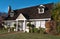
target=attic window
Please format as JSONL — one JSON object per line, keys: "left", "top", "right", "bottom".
{"left": 38, "top": 5, "right": 45, "bottom": 14}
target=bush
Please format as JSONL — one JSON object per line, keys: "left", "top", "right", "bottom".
{"left": 28, "top": 28, "right": 38, "bottom": 33}
{"left": 29, "top": 29, "right": 32, "bottom": 33}
{"left": 10, "top": 27, "right": 14, "bottom": 32}
{"left": 27, "top": 22, "right": 31, "bottom": 27}
{"left": 56, "top": 26, "right": 60, "bottom": 33}
{"left": 32, "top": 28, "right": 38, "bottom": 33}
{"left": 39, "top": 27, "right": 45, "bottom": 33}
{"left": 31, "top": 24, "right": 35, "bottom": 33}
{"left": 14, "top": 24, "right": 16, "bottom": 28}
{"left": 28, "top": 27, "right": 45, "bottom": 33}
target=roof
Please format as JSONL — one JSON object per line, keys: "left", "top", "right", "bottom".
{"left": 5, "top": 3, "right": 53, "bottom": 20}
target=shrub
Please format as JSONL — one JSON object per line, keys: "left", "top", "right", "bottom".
{"left": 10, "top": 27, "right": 15, "bottom": 32}
{"left": 31, "top": 24, "right": 35, "bottom": 33}
{"left": 39, "top": 27, "right": 45, "bottom": 34}
{"left": 27, "top": 22, "right": 32, "bottom": 27}
{"left": 37, "top": 29, "right": 40, "bottom": 33}
{"left": 56, "top": 26, "right": 60, "bottom": 33}
{"left": 14, "top": 24, "right": 16, "bottom": 28}
{"left": 34, "top": 28, "right": 38, "bottom": 33}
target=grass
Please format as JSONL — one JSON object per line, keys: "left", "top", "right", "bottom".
{"left": 0, "top": 29, "right": 60, "bottom": 39}
{"left": 0, "top": 32, "right": 60, "bottom": 39}
{"left": 0, "top": 29, "right": 8, "bottom": 34}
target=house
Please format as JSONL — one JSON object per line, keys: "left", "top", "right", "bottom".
{"left": 4, "top": 3, "right": 53, "bottom": 32}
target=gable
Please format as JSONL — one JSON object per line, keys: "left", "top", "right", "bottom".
{"left": 16, "top": 13, "right": 26, "bottom": 20}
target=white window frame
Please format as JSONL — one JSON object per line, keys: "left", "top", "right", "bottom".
{"left": 38, "top": 8, "right": 44, "bottom": 14}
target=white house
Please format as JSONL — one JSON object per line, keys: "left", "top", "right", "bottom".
{"left": 4, "top": 3, "right": 53, "bottom": 32}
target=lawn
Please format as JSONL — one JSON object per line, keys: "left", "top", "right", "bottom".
{"left": 0, "top": 29, "right": 8, "bottom": 34}
{"left": 0, "top": 32, "right": 60, "bottom": 39}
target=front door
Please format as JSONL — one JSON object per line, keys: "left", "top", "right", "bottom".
{"left": 18, "top": 22, "right": 23, "bottom": 31}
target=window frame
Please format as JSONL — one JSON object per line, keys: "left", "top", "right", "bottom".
{"left": 38, "top": 7, "right": 44, "bottom": 14}
{"left": 38, "top": 5, "right": 45, "bottom": 14}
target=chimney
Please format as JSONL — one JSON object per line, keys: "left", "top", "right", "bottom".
{"left": 8, "top": 6, "right": 11, "bottom": 16}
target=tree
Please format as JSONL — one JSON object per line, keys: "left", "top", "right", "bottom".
{"left": 51, "top": 3, "right": 60, "bottom": 33}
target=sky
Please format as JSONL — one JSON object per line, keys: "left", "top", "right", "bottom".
{"left": 0, "top": 0, "right": 60, "bottom": 13}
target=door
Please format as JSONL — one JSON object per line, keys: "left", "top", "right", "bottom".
{"left": 18, "top": 22, "right": 23, "bottom": 31}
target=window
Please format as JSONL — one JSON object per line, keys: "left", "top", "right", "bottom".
{"left": 10, "top": 12, "right": 14, "bottom": 17}
{"left": 38, "top": 5, "right": 45, "bottom": 14}
{"left": 40, "top": 8, "right": 44, "bottom": 12}
{"left": 36, "top": 21, "right": 40, "bottom": 28}
{"left": 38, "top": 8, "right": 44, "bottom": 14}
{"left": 7, "top": 21, "right": 11, "bottom": 26}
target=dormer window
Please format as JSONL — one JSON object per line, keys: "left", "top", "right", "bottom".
{"left": 10, "top": 12, "right": 14, "bottom": 17}
{"left": 38, "top": 5, "right": 45, "bottom": 14}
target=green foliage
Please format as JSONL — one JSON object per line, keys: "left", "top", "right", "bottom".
{"left": 52, "top": 3, "right": 60, "bottom": 21}
{"left": 10, "top": 27, "right": 14, "bottom": 32}
{"left": 52, "top": 3, "right": 60, "bottom": 33}
{"left": 29, "top": 27, "right": 45, "bottom": 33}
{"left": 27, "top": 22, "right": 31, "bottom": 27}
{"left": 31, "top": 24, "right": 35, "bottom": 33}
{"left": 28, "top": 28, "right": 38, "bottom": 33}
{"left": 27, "top": 22, "right": 45, "bottom": 33}
{"left": 27, "top": 22, "right": 35, "bottom": 33}
{"left": 14, "top": 24, "right": 16, "bottom": 27}
{"left": 34, "top": 28, "right": 38, "bottom": 33}
{"left": 39, "top": 27, "right": 45, "bottom": 33}
{"left": 0, "top": 29, "right": 8, "bottom": 34}
{"left": 56, "top": 22, "right": 60, "bottom": 33}
{"left": 56, "top": 26, "right": 60, "bottom": 33}
{"left": 31, "top": 24, "right": 35, "bottom": 28}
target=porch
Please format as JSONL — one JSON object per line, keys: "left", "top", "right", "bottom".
{"left": 15, "top": 20, "right": 27, "bottom": 32}
{"left": 4, "top": 20, "right": 46, "bottom": 33}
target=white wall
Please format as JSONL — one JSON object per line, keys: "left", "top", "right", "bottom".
{"left": 4, "top": 21, "right": 15, "bottom": 28}
{"left": 10, "top": 22, "right": 15, "bottom": 27}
